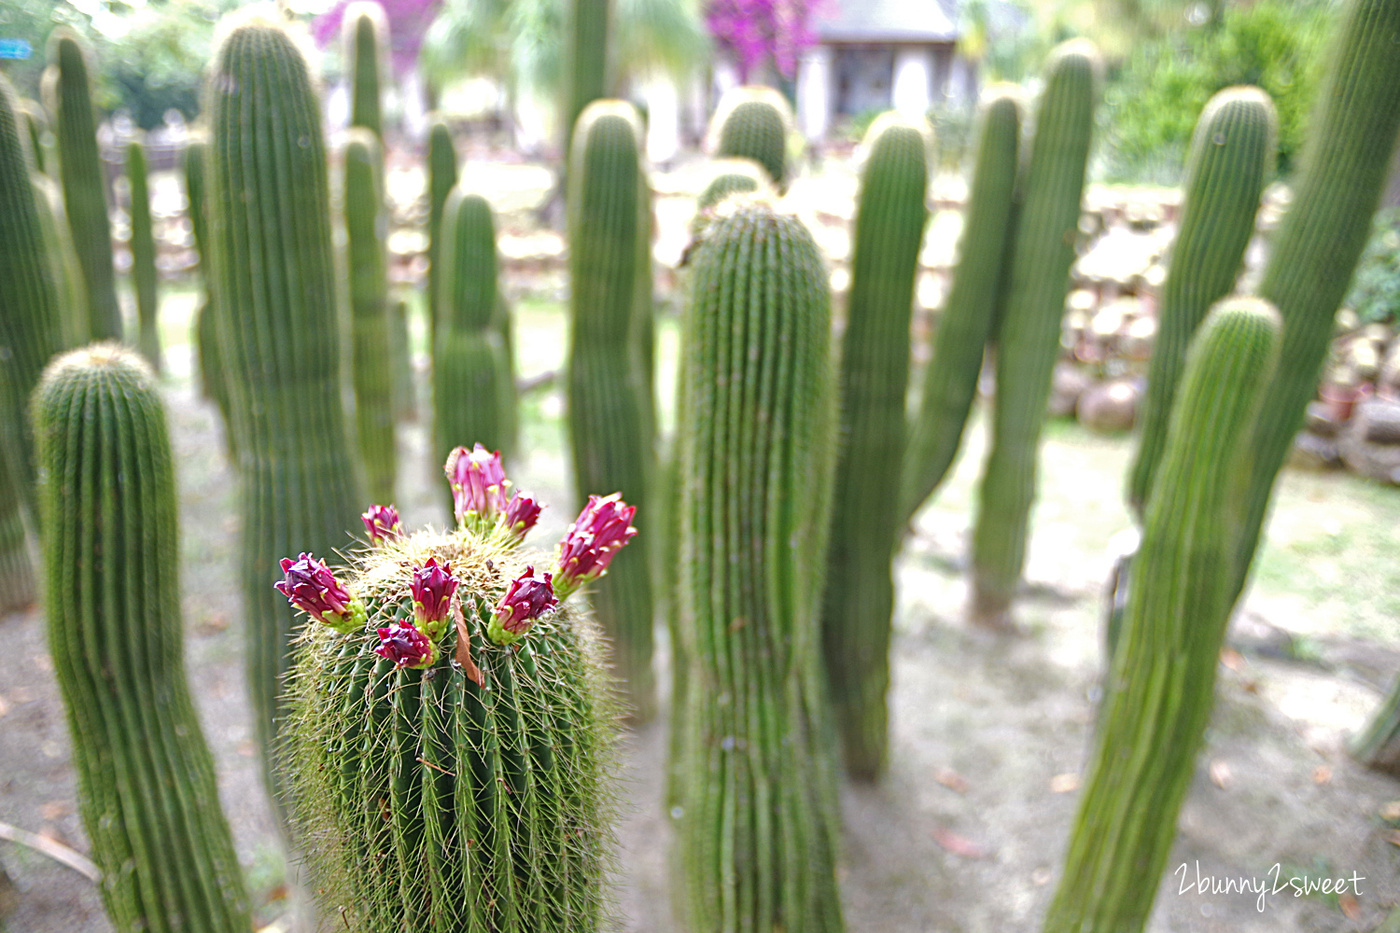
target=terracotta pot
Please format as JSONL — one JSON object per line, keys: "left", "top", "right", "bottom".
{"left": 1319, "top": 382, "right": 1365, "bottom": 422}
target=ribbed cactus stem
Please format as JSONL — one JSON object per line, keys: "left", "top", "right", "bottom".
{"left": 390, "top": 296, "right": 416, "bottom": 421}
{"left": 345, "top": 2, "right": 386, "bottom": 141}
{"left": 969, "top": 41, "right": 1099, "bottom": 629}
{"left": 17, "top": 98, "right": 49, "bottom": 175}
{"left": 434, "top": 189, "right": 516, "bottom": 466}
{"left": 206, "top": 15, "right": 366, "bottom": 810}
{"left": 900, "top": 86, "right": 1022, "bottom": 524}
{"left": 427, "top": 118, "right": 458, "bottom": 339}
{"left": 44, "top": 30, "right": 121, "bottom": 341}
{"left": 33, "top": 173, "right": 89, "bottom": 351}
{"left": 1043, "top": 298, "right": 1280, "bottom": 933}
{"left": 126, "top": 137, "right": 162, "bottom": 374}
{"left": 345, "top": 129, "right": 397, "bottom": 503}
{"left": 1127, "top": 86, "right": 1275, "bottom": 515}
{"left": 673, "top": 197, "right": 844, "bottom": 932}
{"left": 34, "top": 343, "right": 252, "bottom": 932}
{"left": 566, "top": 101, "right": 656, "bottom": 720}
{"left": 564, "top": 0, "right": 611, "bottom": 160}
{"left": 711, "top": 86, "right": 793, "bottom": 188}
{"left": 0, "top": 382, "right": 34, "bottom": 614}
{"left": 1231, "top": 0, "right": 1400, "bottom": 603}
{"left": 688, "top": 157, "right": 772, "bottom": 245}
{"left": 0, "top": 74, "right": 64, "bottom": 523}
{"left": 821, "top": 112, "right": 930, "bottom": 780}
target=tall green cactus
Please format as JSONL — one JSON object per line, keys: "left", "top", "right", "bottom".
{"left": 32, "top": 173, "right": 89, "bottom": 351}
{"left": 17, "top": 98, "right": 50, "bottom": 176}
{"left": 0, "top": 375, "right": 33, "bottom": 615}
{"left": 563, "top": 0, "right": 611, "bottom": 161}
{"left": 435, "top": 189, "right": 516, "bottom": 465}
{"left": 900, "top": 86, "right": 1022, "bottom": 524}
{"left": 183, "top": 135, "right": 232, "bottom": 436}
{"left": 34, "top": 343, "right": 252, "bottom": 933}
{"left": 0, "top": 73, "right": 64, "bottom": 523}
{"left": 205, "top": 14, "right": 366, "bottom": 808}
{"left": 1043, "top": 298, "right": 1280, "bottom": 933}
{"left": 390, "top": 295, "right": 417, "bottom": 421}
{"left": 282, "top": 462, "right": 624, "bottom": 932}
{"left": 672, "top": 197, "right": 844, "bottom": 933}
{"left": 968, "top": 41, "right": 1099, "bottom": 629}
{"left": 821, "top": 112, "right": 930, "bottom": 780}
{"left": 44, "top": 30, "right": 121, "bottom": 341}
{"left": 427, "top": 118, "right": 458, "bottom": 339}
{"left": 126, "top": 137, "right": 162, "bottom": 374}
{"left": 1127, "top": 86, "right": 1276, "bottom": 515}
{"left": 1231, "top": 0, "right": 1400, "bottom": 603}
{"left": 345, "top": 1, "right": 386, "bottom": 142}
{"left": 712, "top": 86, "right": 793, "bottom": 188}
{"left": 345, "top": 129, "right": 397, "bottom": 503}
{"left": 566, "top": 101, "right": 656, "bottom": 720}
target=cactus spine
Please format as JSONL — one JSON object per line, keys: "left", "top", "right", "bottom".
{"left": 712, "top": 86, "right": 792, "bottom": 188}
{"left": 566, "top": 102, "right": 656, "bottom": 719}
{"left": 427, "top": 118, "right": 458, "bottom": 339}
{"left": 44, "top": 30, "right": 121, "bottom": 341}
{"left": 1127, "top": 87, "right": 1275, "bottom": 515}
{"left": 435, "top": 189, "right": 516, "bottom": 464}
{"left": 206, "top": 16, "right": 365, "bottom": 804}
{"left": 900, "top": 87, "right": 1022, "bottom": 524}
{"left": 821, "top": 113, "right": 930, "bottom": 780}
{"left": 34, "top": 344, "right": 252, "bottom": 932}
{"left": 1043, "top": 298, "right": 1280, "bottom": 933}
{"left": 672, "top": 198, "right": 844, "bottom": 932}
{"left": 345, "top": 130, "right": 397, "bottom": 502}
{"left": 126, "top": 137, "right": 162, "bottom": 373}
{"left": 0, "top": 74, "right": 64, "bottom": 522}
{"left": 1231, "top": 0, "right": 1400, "bottom": 603}
{"left": 968, "top": 41, "right": 1099, "bottom": 628}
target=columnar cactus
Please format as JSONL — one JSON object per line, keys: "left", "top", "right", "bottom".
{"left": 1043, "top": 298, "right": 1281, "bottom": 933}
{"left": 1127, "top": 86, "right": 1276, "bottom": 515}
{"left": 821, "top": 112, "right": 930, "bottom": 780}
{"left": 390, "top": 295, "right": 417, "bottom": 421}
{"left": 435, "top": 189, "right": 516, "bottom": 466}
{"left": 1231, "top": 0, "right": 1400, "bottom": 602}
{"left": 205, "top": 14, "right": 366, "bottom": 805}
{"left": 687, "top": 157, "right": 772, "bottom": 245}
{"left": 0, "top": 378, "right": 33, "bottom": 615}
{"left": 183, "top": 134, "right": 233, "bottom": 442}
{"left": 900, "top": 86, "right": 1022, "bottom": 524}
{"left": 566, "top": 101, "right": 656, "bottom": 719}
{"left": 283, "top": 450, "right": 626, "bottom": 932}
{"left": 564, "top": 0, "right": 611, "bottom": 161}
{"left": 126, "top": 137, "right": 162, "bottom": 374}
{"left": 427, "top": 118, "right": 458, "bottom": 338}
{"left": 711, "top": 86, "right": 793, "bottom": 188}
{"left": 0, "top": 74, "right": 64, "bottom": 521}
{"left": 968, "top": 41, "right": 1099, "bottom": 628}
{"left": 44, "top": 30, "right": 121, "bottom": 341}
{"left": 34, "top": 343, "right": 251, "bottom": 932}
{"left": 345, "top": 129, "right": 397, "bottom": 503}
{"left": 17, "top": 97, "right": 50, "bottom": 175}
{"left": 345, "top": 2, "right": 387, "bottom": 142}
{"left": 672, "top": 197, "right": 844, "bottom": 932}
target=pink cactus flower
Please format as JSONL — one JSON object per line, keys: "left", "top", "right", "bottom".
{"left": 411, "top": 557, "right": 458, "bottom": 640}
{"left": 361, "top": 504, "right": 404, "bottom": 545}
{"left": 444, "top": 444, "right": 510, "bottom": 528}
{"left": 489, "top": 566, "right": 559, "bottom": 644}
{"left": 501, "top": 490, "right": 542, "bottom": 543}
{"left": 374, "top": 621, "right": 437, "bottom": 669}
{"left": 554, "top": 493, "right": 638, "bottom": 599}
{"left": 274, "top": 553, "right": 365, "bottom": 633}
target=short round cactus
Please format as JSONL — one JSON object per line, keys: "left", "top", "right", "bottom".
{"left": 281, "top": 445, "right": 630, "bottom": 931}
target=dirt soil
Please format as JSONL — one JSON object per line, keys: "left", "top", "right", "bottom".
{"left": 4, "top": 335, "right": 1400, "bottom": 932}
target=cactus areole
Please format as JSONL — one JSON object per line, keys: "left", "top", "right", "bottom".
{"left": 281, "top": 444, "right": 631, "bottom": 931}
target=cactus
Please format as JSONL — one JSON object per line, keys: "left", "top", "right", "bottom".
{"left": 821, "top": 112, "right": 930, "bottom": 780}
{"left": 1127, "top": 87, "right": 1276, "bottom": 515}
{"left": 427, "top": 118, "right": 458, "bottom": 339}
{"left": 0, "top": 376, "right": 34, "bottom": 615}
{"left": 672, "top": 197, "right": 844, "bottom": 932}
{"left": 1352, "top": 676, "right": 1400, "bottom": 776}
{"left": 711, "top": 86, "right": 793, "bottom": 188}
{"left": 33, "top": 343, "right": 252, "bottom": 932}
{"left": 0, "top": 74, "right": 65, "bottom": 523}
{"left": 184, "top": 137, "right": 230, "bottom": 418}
{"left": 900, "top": 86, "right": 1022, "bottom": 525}
{"left": 390, "top": 295, "right": 417, "bottom": 421}
{"left": 17, "top": 98, "right": 50, "bottom": 175}
{"left": 1231, "top": 0, "right": 1400, "bottom": 603}
{"left": 968, "top": 41, "right": 1099, "bottom": 629}
{"left": 435, "top": 189, "right": 516, "bottom": 467}
{"left": 205, "top": 14, "right": 366, "bottom": 807}
{"left": 686, "top": 157, "right": 772, "bottom": 249}
{"left": 345, "top": 2, "right": 387, "bottom": 142}
{"left": 44, "top": 30, "right": 121, "bottom": 341}
{"left": 283, "top": 455, "right": 626, "bottom": 932}
{"left": 345, "top": 130, "right": 397, "bottom": 503}
{"left": 566, "top": 101, "right": 656, "bottom": 720}
{"left": 1043, "top": 298, "right": 1280, "bottom": 933}
{"left": 32, "top": 173, "right": 89, "bottom": 351}
{"left": 126, "top": 137, "right": 162, "bottom": 374}
{"left": 563, "top": 0, "right": 611, "bottom": 162}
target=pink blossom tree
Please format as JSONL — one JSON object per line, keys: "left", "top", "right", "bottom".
{"left": 705, "top": 0, "right": 824, "bottom": 83}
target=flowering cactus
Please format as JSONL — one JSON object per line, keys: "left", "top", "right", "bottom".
{"left": 276, "top": 553, "right": 368, "bottom": 633}
{"left": 282, "top": 442, "right": 632, "bottom": 931}
{"left": 555, "top": 493, "right": 637, "bottom": 600}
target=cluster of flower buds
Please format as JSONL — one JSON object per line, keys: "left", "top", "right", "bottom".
{"left": 275, "top": 553, "right": 367, "bottom": 634}
{"left": 444, "top": 444, "right": 544, "bottom": 542}
{"left": 554, "top": 493, "right": 638, "bottom": 600}
{"left": 488, "top": 566, "right": 559, "bottom": 645}
{"left": 361, "top": 504, "right": 403, "bottom": 545}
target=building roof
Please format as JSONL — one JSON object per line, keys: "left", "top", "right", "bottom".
{"left": 816, "top": 0, "right": 960, "bottom": 44}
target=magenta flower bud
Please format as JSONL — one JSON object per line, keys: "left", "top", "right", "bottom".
{"left": 500, "top": 490, "right": 542, "bottom": 543}
{"left": 374, "top": 622, "right": 437, "bottom": 669}
{"left": 410, "top": 557, "right": 458, "bottom": 640}
{"left": 488, "top": 565, "right": 559, "bottom": 645}
{"left": 274, "top": 553, "right": 366, "bottom": 633}
{"left": 444, "top": 443, "right": 510, "bottom": 529}
{"left": 553, "top": 493, "right": 638, "bottom": 599}
{"left": 361, "top": 504, "right": 404, "bottom": 545}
